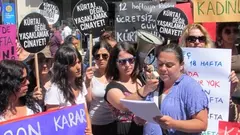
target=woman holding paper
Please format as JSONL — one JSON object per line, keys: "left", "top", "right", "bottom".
{"left": 152, "top": 43, "right": 208, "bottom": 134}
{"left": 180, "top": 23, "right": 240, "bottom": 122}
{"left": 104, "top": 41, "right": 159, "bottom": 135}
{"left": 85, "top": 41, "right": 117, "bottom": 135}
{"left": 0, "top": 60, "right": 41, "bottom": 122}
{"left": 44, "top": 45, "right": 92, "bottom": 135}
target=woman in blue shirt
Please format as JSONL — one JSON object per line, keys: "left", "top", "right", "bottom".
{"left": 146, "top": 43, "right": 208, "bottom": 135}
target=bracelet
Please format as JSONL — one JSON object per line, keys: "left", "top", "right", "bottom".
{"left": 137, "top": 88, "right": 147, "bottom": 99}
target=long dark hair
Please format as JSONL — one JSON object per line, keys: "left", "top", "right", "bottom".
{"left": 106, "top": 41, "right": 139, "bottom": 82}
{"left": 0, "top": 60, "right": 40, "bottom": 115}
{"left": 52, "top": 45, "right": 83, "bottom": 104}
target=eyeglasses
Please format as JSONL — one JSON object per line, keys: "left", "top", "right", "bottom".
{"left": 94, "top": 53, "right": 109, "bottom": 60}
{"left": 20, "top": 76, "right": 29, "bottom": 84}
{"left": 224, "top": 28, "right": 239, "bottom": 35}
{"left": 117, "top": 57, "right": 136, "bottom": 65}
{"left": 186, "top": 36, "right": 206, "bottom": 43}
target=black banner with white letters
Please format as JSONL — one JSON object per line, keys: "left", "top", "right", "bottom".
{"left": 115, "top": 1, "right": 175, "bottom": 42}
{"left": 38, "top": 1, "right": 60, "bottom": 25}
{"left": 72, "top": 0, "right": 108, "bottom": 38}
{"left": 18, "top": 13, "right": 50, "bottom": 53}
{"left": 156, "top": 7, "right": 188, "bottom": 40}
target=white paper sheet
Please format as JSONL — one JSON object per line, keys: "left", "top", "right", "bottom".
{"left": 120, "top": 99, "right": 162, "bottom": 124}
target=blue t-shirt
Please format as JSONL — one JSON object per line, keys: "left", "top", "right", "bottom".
{"left": 144, "top": 74, "right": 209, "bottom": 135}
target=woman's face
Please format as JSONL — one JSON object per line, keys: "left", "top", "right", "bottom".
{"left": 68, "top": 57, "right": 82, "bottom": 79}
{"left": 38, "top": 58, "right": 52, "bottom": 76}
{"left": 72, "top": 37, "right": 79, "bottom": 48}
{"left": 94, "top": 48, "right": 109, "bottom": 69}
{"left": 186, "top": 28, "right": 206, "bottom": 48}
{"left": 157, "top": 52, "right": 183, "bottom": 83}
{"left": 17, "top": 68, "right": 30, "bottom": 97}
{"left": 117, "top": 51, "right": 135, "bottom": 77}
{"left": 221, "top": 26, "right": 239, "bottom": 45}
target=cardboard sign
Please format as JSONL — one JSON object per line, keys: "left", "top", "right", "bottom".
{"left": 38, "top": 1, "right": 60, "bottom": 25}
{"left": 193, "top": 0, "right": 240, "bottom": 22}
{"left": 183, "top": 48, "right": 231, "bottom": 135}
{"left": 0, "top": 104, "right": 87, "bottom": 135}
{"left": 218, "top": 121, "right": 240, "bottom": 135}
{"left": 156, "top": 7, "right": 188, "bottom": 40}
{"left": 115, "top": 1, "right": 175, "bottom": 42}
{"left": 18, "top": 12, "right": 50, "bottom": 53}
{"left": 72, "top": 0, "right": 109, "bottom": 38}
{"left": 0, "top": 25, "right": 17, "bottom": 61}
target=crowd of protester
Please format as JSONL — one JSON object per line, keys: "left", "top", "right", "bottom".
{"left": 0, "top": 22, "right": 239, "bottom": 135}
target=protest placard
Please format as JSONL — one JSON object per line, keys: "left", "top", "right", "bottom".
{"left": 193, "top": 0, "right": 240, "bottom": 22}
{"left": 156, "top": 7, "right": 188, "bottom": 41}
{"left": 18, "top": 12, "right": 50, "bottom": 53}
{"left": 72, "top": 0, "right": 109, "bottom": 38}
{"left": 0, "top": 104, "right": 87, "bottom": 135}
{"left": 218, "top": 121, "right": 240, "bottom": 135}
{"left": 115, "top": 1, "right": 175, "bottom": 42}
{"left": 38, "top": 1, "right": 60, "bottom": 25}
{"left": 183, "top": 48, "right": 231, "bottom": 135}
{"left": 0, "top": 25, "right": 17, "bottom": 61}
{"left": 2, "top": 3, "right": 16, "bottom": 24}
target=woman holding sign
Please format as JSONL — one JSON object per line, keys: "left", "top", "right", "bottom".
{"left": 44, "top": 45, "right": 92, "bottom": 134}
{"left": 152, "top": 43, "right": 208, "bottom": 134}
{"left": 0, "top": 60, "right": 41, "bottom": 122}
{"left": 104, "top": 42, "right": 159, "bottom": 135}
{"left": 180, "top": 23, "right": 240, "bottom": 122}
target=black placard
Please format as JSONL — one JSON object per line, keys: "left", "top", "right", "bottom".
{"left": 156, "top": 7, "right": 188, "bottom": 40}
{"left": 18, "top": 12, "right": 50, "bottom": 53}
{"left": 115, "top": 1, "right": 175, "bottom": 42}
{"left": 38, "top": 1, "right": 60, "bottom": 25}
{"left": 72, "top": 0, "right": 108, "bottom": 38}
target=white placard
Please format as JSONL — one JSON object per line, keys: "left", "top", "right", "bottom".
{"left": 183, "top": 48, "right": 231, "bottom": 135}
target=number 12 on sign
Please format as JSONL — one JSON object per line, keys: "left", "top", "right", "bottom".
{"left": 119, "top": 3, "right": 127, "bottom": 11}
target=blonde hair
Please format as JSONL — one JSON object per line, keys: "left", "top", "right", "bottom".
{"left": 180, "top": 23, "right": 214, "bottom": 48}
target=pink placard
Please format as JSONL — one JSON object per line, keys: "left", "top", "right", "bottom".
{"left": 0, "top": 25, "right": 17, "bottom": 61}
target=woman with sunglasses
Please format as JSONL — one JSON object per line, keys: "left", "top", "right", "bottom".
{"left": 0, "top": 60, "right": 41, "bottom": 122}
{"left": 180, "top": 23, "right": 214, "bottom": 48}
{"left": 216, "top": 22, "right": 239, "bottom": 55}
{"left": 44, "top": 45, "right": 92, "bottom": 134}
{"left": 27, "top": 49, "right": 53, "bottom": 110}
{"left": 85, "top": 42, "right": 117, "bottom": 135}
{"left": 104, "top": 41, "right": 159, "bottom": 135}
{"left": 216, "top": 22, "right": 240, "bottom": 122}
{"left": 180, "top": 23, "right": 240, "bottom": 122}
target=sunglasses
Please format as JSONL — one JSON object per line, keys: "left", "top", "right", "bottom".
{"left": 94, "top": 53, "right": 109, "bottom": 60}
{"left": 20, "top": 76, "right": 29, "bottom": 84}
{"left": 224, "top": 28, "right": 239, "bottom": 35}
{"left": 186, "top": 36, "right": 206, "bottom": 43}
{"left": 117, "top": 57, "right": 136, "bottom": 65}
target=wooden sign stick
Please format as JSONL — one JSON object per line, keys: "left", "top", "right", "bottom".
{"left": 34, "top": 53, "right": 40, "bottom": 88}
{"left": 89, "top": 33, "right": 93, "bottom": 67}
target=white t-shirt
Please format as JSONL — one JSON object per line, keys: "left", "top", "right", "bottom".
{"left": 0, "top": 105, "right": 42, "bottom": 122}
{"left": 89, "top": 77, "right": 116, "bottom": 125}
{"left": 44, "top": 83, "right": 87, "bottom": 107}
{"left": 62, "top": 26, "right": 72, "bottom": 39}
